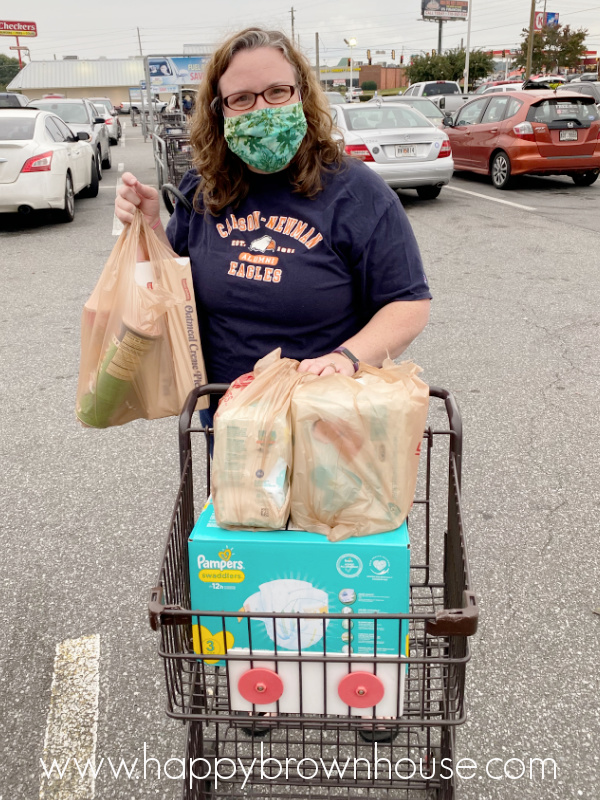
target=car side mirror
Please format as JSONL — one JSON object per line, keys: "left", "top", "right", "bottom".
{"left": 93, "top": 117, "right": 105, "bottom": 125}
{"left": 443, "top": 114, "right": 454, "bottom": 127}
{"left": 77, "top": 131, "right": 91, "bottom": 141}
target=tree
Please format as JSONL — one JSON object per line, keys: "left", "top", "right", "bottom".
{"left": 0, "top": 54, "right": 21, "bottom": 92}
{"left": 406, "top": 48, "right": 494, "bottom": 86}
{"left": 514, "top": 24, "right": 587, "bottom": 74}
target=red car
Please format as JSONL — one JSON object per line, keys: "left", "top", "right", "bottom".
{"left": 444, "top": 90, "right": 600, "bottom": 188}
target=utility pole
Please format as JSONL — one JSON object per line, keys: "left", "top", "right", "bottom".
{"left": 315, "top": 32, "right": 320, "bottom": 85}
{"left": 463, "top": 0, "right": 473, "bottom": 92}
{"left": 438, "top": 20, "right": 443, "bottom": 54}
{"left": 526, "top": 0, "right": 536, "bottom": 80}
{"left": 137, "top": 27, "right": 143, "bottom": 57}
{"left": 290, "top": 8, "right": 295, "bottom": 43}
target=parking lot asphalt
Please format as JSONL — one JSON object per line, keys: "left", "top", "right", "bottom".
{"left": 1, "top": 123, "right": 599, "bottom": 800}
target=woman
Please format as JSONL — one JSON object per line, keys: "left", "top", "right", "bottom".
{"left": 115, "top": 27, "right": 431, "bottom": 424}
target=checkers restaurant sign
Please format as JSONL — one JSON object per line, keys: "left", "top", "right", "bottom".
{"left": 0, "top": 20, "right": 38, "bottom": 37}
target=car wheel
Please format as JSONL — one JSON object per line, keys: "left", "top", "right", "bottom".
{"left": 491, "top": 151, "right": 512, "bottom": 189}
{"left": 58, "top": 173, "right": 75, "bottom": 223}
{"left": 416, "top": 185, "right": 442, "bottom": 200}
{"left": 79, "top": 157, "right": 99, "bottom": 198}
{"left": 96, "top": 148, "right": 103, "bottom": 181}
{"left": 102, "top": 143, "right": 112, "bottom": 169}
{"left": 571, "top": 170, "right": 599, "bottom": 186}
{"left": 109, "top": 136, "right": 118, "bottom": 146}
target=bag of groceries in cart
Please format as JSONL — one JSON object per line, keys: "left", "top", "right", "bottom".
{"left": 212, "top": 349, "right": 310, "bottom": 530}
{"left": 75, "top": 210, "right": 207, "bottom": 428}
{"left": 290, "top": 360, "right": 429, "bottom": 541}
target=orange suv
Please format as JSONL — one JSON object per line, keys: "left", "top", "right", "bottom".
{"left": 444, "top": 89, "right": 600, "bottom": 188}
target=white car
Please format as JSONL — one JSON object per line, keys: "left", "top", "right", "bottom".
{"left": 330, "top": 102, "right": 454, "bottom": 199}
{"left": 0, "top": 108, "right": 98, "bottom": 222}
{"left": 478, "top": 83, "right": 526, "bottom": 94}
{"left": 88, "top": 97, "right": 122, "bottom": 145}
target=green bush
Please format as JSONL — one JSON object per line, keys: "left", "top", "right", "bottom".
{"left": 361, "top": 80, "right": 377, "bottom": 91}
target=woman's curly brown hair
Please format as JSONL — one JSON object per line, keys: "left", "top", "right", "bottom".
{"left": 189, "top": 27, "right": 345, "bottom": 215}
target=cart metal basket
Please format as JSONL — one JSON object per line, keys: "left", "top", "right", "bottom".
{"left": 154, "top": 131, "right": 194, "bottom": 189}
{"left": 149, "top": 385, "right": 478, "bottom": 800}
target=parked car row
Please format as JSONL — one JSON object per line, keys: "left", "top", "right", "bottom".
{"left": 0, "top": 92, "right": 131, "bottom": 223}
{"left": 0, "top": 107, "right": 99, "bottom": 222}
{"left": 326, "top": 85, "right": 600, "bottom": 198}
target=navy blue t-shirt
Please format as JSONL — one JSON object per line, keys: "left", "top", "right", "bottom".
{"left": 166, "top": 158, "right": 430, "bottom": 385}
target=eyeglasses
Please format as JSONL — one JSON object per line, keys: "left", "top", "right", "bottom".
{"left": 221, "top": 84, "right": 298, "bottom": 112}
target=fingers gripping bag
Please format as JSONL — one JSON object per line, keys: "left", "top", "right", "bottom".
{"left": 75, "top": 210, "right": 207, "bottom": 428}
{"left": 290, "top": 360, "right": 429, "bottom": 541}
{"left": 212, "top": 349, "right": 310, "bottom": 530}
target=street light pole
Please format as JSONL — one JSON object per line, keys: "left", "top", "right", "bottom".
{"left": 344, "top": 37, "right": 357, "bottom": 98}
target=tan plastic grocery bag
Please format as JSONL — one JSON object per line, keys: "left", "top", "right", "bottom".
{"left": 290, "top": 360, "right": 429, "bottom": 541}
{"left": 212, "top": 349, "right": 310, "bottom": 530}
{"left": 75, "top": 210, "right": 207, "bottom": 428}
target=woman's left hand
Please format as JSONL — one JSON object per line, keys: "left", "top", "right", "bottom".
{"left": 298, "top": 352, "right": 355, "bottom": 377}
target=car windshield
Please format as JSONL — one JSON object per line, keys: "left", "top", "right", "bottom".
{"left": 401, "top": 99, "right": 443, "bottom": 120}
{"left": 0, "top": 117, "right": 36, "bottom": 140}
{"left": 343, "top": 106, "right": 432, "bottom": 130}
{"left": 529, "top": 98, "right": 600, "bottom": 124}
{"left": 423, "top": 83, "right": 458, "bottom": 96}
{"left": 33, "top": 102, "right": 89, "bottom": 124}
{"left": 91, "top": 101, "right": 111, "bottom": 113}
{"left": 0, "top": 95, "right": 21, "bottom": 107}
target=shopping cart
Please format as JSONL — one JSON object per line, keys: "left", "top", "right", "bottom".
{"left": 149, "top": 384, "right": 478, "bottom": 800}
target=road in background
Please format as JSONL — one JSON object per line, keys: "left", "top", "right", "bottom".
{"left": 1, "top": 128, "right": 599, "bottom": 799}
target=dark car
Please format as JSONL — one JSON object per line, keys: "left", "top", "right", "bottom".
{"left": 27, "top": 98, "right": 111, "bottom": 179}
{"left": 0, "top": 92, "right": 31, "bottom": 108}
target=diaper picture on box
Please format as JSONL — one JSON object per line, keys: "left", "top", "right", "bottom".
{"left": 188, "top": 498, "right": 410, "bottom": 715}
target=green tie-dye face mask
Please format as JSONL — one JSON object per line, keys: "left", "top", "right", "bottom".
{"left": 223, "top": 102, "right": 308, "bottom": 173}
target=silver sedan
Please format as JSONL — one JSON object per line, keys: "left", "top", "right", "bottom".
{"left": 330, "top": 102, "right": 454, "bottom": 199}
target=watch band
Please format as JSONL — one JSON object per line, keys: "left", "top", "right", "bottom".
{"left": 333, "top": 346, "right": 360, "bottom": 373}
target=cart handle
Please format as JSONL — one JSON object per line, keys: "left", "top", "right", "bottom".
{"left": 161, "top": 182, "right": 193, "bottom": 217}
{"left": 149, "top": 586, "right": 191, "bottom": 632}
{"left": 425, "top": 590, "right": 479, "bottom": 637}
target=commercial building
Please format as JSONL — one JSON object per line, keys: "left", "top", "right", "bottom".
{"left": 7, "top": 58, "right": 146, "bottom": 105}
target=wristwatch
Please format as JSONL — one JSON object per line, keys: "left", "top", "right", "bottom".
{"left": 333, "top": 346, "right": 360, "bottom": 373}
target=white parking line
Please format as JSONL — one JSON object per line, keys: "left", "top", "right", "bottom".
{"left": 446, "top": 184, "right": 537, "bottom": 212}
{"left": 39, "top": 635, "right": 100, "bottom": 800}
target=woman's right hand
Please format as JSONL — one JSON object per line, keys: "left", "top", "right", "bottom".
{"left": 115, "top": 172, "right": 161, "bottom": 227}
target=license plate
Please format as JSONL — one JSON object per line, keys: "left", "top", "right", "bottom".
{"left": 395, "top": 145, "right": 417, "bottom": 158}
{"left": 560, "top": 130, "right": 578, "bottom": 141}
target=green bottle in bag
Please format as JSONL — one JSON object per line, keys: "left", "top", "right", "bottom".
{"left": 77, "top": 321, "right": 160, "bottom": 428}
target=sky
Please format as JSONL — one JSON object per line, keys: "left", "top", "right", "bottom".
{"left": 2, "top": 0, "right": 600, "bottom": 65}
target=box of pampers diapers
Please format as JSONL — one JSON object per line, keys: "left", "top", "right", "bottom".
{"left": 188, "top": 498, "right": 410, "bottom": 716}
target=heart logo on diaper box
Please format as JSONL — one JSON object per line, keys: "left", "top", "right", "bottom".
{"left": 372, "top": 559, "right": 388, "bottom": 572}
{"left": 219, "top": 549, "right": 232, "bottom": 561}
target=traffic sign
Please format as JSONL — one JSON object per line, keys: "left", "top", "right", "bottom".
{"left": 0, "top": 20, "right": 37, "bottom": 37}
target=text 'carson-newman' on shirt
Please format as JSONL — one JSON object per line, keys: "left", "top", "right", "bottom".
{"left": 216, "top": 212, "right": 324, "bottom": 250}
